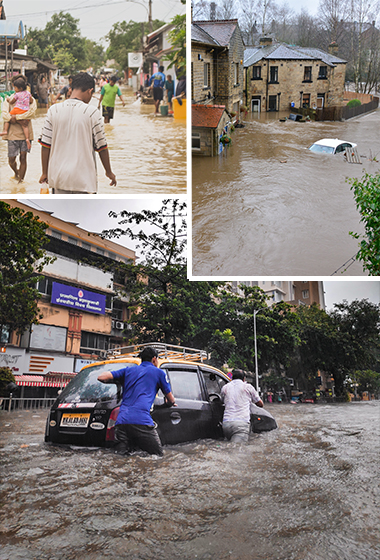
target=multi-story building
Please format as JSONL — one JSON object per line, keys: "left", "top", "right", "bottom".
{"left": 244, "top": 38, "right": 347, "bottom": 113}
{"left": 192, "top": 18, "right": 245, "bottom": 156}
{"left": 0, "top": 200, "right": 135, "bottom": 398}
{"left": 230, "top": 280, "right": 325, "bottom": 309}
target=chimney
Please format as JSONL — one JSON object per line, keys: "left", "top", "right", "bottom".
{"left": 328, "top": 41, "right": 339, "bottom": 55}
{"left": 259, "top": 37, "right": 272, "bottom": 46}
{"left": 210, "top": 2, "right": 216, "bottom": 21}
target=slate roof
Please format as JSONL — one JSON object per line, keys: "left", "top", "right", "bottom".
{"left": 192, "top": 104, "right": 227, "bottom": 128}
{"left": 244, "top": 42, "right": 346, "bottom": 67}
{"left": 192, "top": 24, "right": 220, "bottom": 46}
{"left": 193, "top": 20, "right": 238, "bottom": 47}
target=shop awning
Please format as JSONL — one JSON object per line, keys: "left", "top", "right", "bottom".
{"left": 15, "top": 375, "right": 71, "bottom": 388}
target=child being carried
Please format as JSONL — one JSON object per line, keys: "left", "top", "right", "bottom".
{"left": 1, "top": 77, "right": 33, "bottom": 149}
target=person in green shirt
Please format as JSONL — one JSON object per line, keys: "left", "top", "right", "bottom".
{"left": 97, "top": 75, "right": 125, "bottom": 123}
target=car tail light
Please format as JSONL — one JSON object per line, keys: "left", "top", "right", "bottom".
{"left": 106, "top": 407, "right": 119, "bottom": 441}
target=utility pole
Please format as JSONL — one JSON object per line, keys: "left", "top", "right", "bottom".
{"left": 148, "top": 0, "right": 152, "bottom": 33}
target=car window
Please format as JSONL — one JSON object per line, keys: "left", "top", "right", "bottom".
{"left": 59, "top": 362, "right": 137, "bottom": 403}
{"left": 309, "top": 144, "right": 334, "bottom": 154}
{"left": 201, "top": 369, "right": 229, "bottom": 396}
{"left": 165, "top": 368, "right": 203, "bottom": 401}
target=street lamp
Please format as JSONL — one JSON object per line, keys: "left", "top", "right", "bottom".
{"left": 253, "top": 307, "right": 266, "bottom": 396}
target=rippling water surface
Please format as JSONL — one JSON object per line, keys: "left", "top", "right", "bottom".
{"left": 0, "top": 88, "right": 186, "bottom": 194}
{"left": 1, "top": 402, "right": 379, "bottom": 560}
{"left": 192, "top": 110, "right": 380, "bottom": 276}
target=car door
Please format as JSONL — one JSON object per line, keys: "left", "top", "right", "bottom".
{"left": 199, "top": 367, "right": 229, "bottom": 438}
{"left": 152, "top": 364, "right": 213, "bottom": 445}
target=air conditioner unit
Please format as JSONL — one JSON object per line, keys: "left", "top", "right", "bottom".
{"left": 115, "top": 321, "right": 124, "bottom": 330}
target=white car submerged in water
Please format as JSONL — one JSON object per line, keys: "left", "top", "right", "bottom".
{"left": 308, "top": 138, "right": 357, "bottom": 155}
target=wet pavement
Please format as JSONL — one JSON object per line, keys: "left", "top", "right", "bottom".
{"left": 0, "top": 88, "right": 186, "bottom": 194}
{"left": 1, "top": 401, "right": 379, "bottom": 560}
{"left": 192, "top": 109, "right": 380, "bottom": 276}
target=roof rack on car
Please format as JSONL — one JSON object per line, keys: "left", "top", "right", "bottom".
{"left": 106, "top": 342, "right": 208, "bottom": 362}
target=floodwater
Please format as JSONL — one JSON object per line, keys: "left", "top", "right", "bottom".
{"left": 0, "top": 88, "right": 186, "bottom": 194}
{"left": 192, "top": 109, "right": 380, "bottom": 276}
{"left": 1, "top": 402, "right": 379, "bottom": 560}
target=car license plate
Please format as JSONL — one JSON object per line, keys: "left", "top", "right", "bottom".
{"left": 60, "top": 413, "right": 90, "bottom": 428}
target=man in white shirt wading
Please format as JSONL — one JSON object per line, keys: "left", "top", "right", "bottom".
{"left": 39, "top": 72, "right": 116, "bottom": 194}
{"left": 221, "top": 369, "right": 263, "bottom": 443}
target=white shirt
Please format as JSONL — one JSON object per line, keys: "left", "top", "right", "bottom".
{"left": 221, "top": 379, "right": 261, "bottom": 423}
{"left": 39, "top": 99, "right": 107, "bottom": 193}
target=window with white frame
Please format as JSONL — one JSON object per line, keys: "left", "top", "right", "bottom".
{"left": 192, "top": 133, "right": 201, "bottom": 150}
{"left": 204, "top": 63, "right": 210, "bottom": 88}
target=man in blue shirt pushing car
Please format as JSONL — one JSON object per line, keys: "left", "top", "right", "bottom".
{"left": 97, "top": 346, "right": 176, "bottom": 455}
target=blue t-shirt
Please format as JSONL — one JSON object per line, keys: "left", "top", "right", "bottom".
{"left": 149, "top": 72, "right": 165, "bottom": 88}
{"left": 111, "top": 361, "right": 172, "bottom": 426}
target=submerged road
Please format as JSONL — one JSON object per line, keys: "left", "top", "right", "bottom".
{"left": 0, "top": 88, "right": 186, "bottom": 194}
{"left": 1, "top": 402, "right": 379, "bottom": 560}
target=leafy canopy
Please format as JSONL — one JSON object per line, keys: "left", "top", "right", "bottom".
{"left": 0, "top": 202, "right": 55, "bottom": 336}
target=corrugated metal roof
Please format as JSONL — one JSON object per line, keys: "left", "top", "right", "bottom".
{"left": 0, "top": 20, "right": 25, "bottom": 40}
{"left": 14, "top": 375, "right": 69, "bottom": 388}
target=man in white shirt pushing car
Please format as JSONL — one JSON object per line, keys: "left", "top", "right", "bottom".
{"left": 221, "top": 369, "right": 263, "bottom": 443}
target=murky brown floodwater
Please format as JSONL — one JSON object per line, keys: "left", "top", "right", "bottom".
{"left": 1, "top": 402, "right": 379, "bottom": 560}
{"left": 0, "top": 88, "right": 186, "bottom": 194}
{"left": 192, "top": 109, "right": 380, "bottom": 276}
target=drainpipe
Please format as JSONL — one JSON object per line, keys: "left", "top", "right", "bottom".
{"left": 266, "top": 62, "right": 269, "bottom": 111}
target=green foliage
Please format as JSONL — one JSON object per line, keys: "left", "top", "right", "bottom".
{"left": 348, "top": 172, "right": 380, "bottom": 274}
{"left": 25, "top": 12, "right": 104, "bottom": 72}
{"left": 346, "top": 98, "right": 362, "bottom": 107}
{"left": 163, "top": 14, "right": 186, "bottom": 75}
{"left": 208, "top": 329, "right": 236, "bottom": 368}
{"left": 106, "top": 20, "right": 165, "bottom": 72}
{"left": 0, "top": 367, "right": 16, "bottom": 397}
{"left": 100, "top": 200, "right": 221, "bottom": 345}
{"left": 0, "top": 202, "right": 55, "bottom": 336}
{"left": 352, "top": 369, "right": 380, "bottom": 397}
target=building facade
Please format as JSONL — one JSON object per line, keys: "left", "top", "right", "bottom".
{"left": 1, "top": 200, "right": 136, "bottom": 398}
{"left": 192, "top": 19, "right": 245, "bottom": 114}
{"left": 230, "top": 280, "right": 325, "bottom": 309}
{"left": 244, "top": 39, "right": 347, "bottom": 113}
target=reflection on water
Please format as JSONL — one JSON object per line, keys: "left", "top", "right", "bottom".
{"left": 1, "top": 402, "right": 379, "bottom": 560}
{"left": 0, "top": 88, "right": 186, "bottom": 194}
{"left": 192, "top": 110, "right": 380, "bottom": 276}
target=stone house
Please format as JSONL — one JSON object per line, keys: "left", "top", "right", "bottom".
{"left": 192, "top": 104, "right": 231, "bottom": 156}
{"left": 192, "top": 19, "right": 245, "bottom": 114}
{"left": 244, "top": 38, "right": 347, "bottom": 112}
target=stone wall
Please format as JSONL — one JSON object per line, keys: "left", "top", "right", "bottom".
{"left": 246, "top": 59, "right": 346, "bottom": 111}
{"left": 191, "top": 45, "right": 216, "bottom": 104}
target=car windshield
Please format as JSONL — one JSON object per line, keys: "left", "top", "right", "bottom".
{"left": 58, "top": 362, "right": 138, "bottom": 403}
{"left": 309, "top": 143, "right": 335, "bottom": 154}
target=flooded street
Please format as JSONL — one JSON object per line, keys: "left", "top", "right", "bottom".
{"left": 192, "top": 109, "right": 380, "bottom": 276}
{"left": 0, "top": 88, "right": 186, "bottom": 194}
{"left": 1, "top": 401, "right": 379, "bottom": 560}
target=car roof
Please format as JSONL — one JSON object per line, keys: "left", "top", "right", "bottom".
{"left": 312, "top": 138, "right": 352, "bottom": 147}
{"left": 80, "top": 356, "right": 231, "bottom": 382}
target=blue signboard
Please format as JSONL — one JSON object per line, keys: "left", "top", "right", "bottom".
{"left": 51, "top": 282, "right": 106, "bottom": 315}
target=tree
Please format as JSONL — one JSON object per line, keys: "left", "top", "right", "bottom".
{"left": 163, "top": 14, "right": 186, "bottom": 76}
{"left": 26, "top": 12, "right": 89, "bottom": 72}
{"left": 0, "top": 202, "right": 54, "bottom": 338}
{"left": 0, "top": 367, "right": 16, "bottom": 397}
{"left": 106, "top": 19, "right": 165, "bottom": 73}
{"left": 208, "top": 328, "right": 237, "bottom": 368}
{"left": 348, "top": 171, "right": 380, "bottom": 275}
{"left": 100, "top": 200, "right": 221, "bottom": 345}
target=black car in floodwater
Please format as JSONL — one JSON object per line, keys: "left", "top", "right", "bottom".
{"left": 45, "top": 344, "right": 277, "bottom": 447}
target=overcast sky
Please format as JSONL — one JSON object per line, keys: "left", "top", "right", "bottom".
{"left": 8, "top": 0, "right": 185, "bottom": 45}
